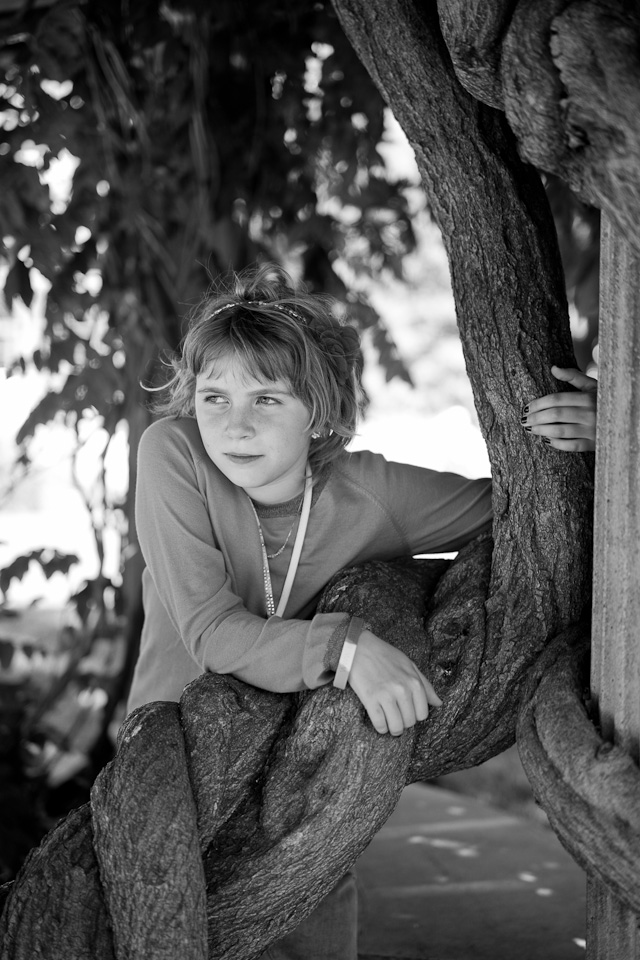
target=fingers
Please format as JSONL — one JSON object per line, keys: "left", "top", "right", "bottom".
{"left": 541, "top": 436, "right": 595, "bottom": 453}
{"left": 423, "top": 676, "right": 443, "bottom": 708}
{"left": 521, "top": 414, "right": 596, "bottom": 451}
{"left": 550, "top": 365, "right": 598, "bottom": 392}
{"left": 525, "top": 366, "right": 597, "bottom": 415}
{"left": 368, "top": 676, "right": 434, "bottom": 737}
{"left": 521, "top": 366, "right": 598, "bottom": 452}
{"left": 347, "top": 632, "right": 443, "bottom": 736}
{"left": 523, "top": 405, "right": 597, "bottom": 435}
{"left": 525, "top": 391, "right": 596, "bottom": 418}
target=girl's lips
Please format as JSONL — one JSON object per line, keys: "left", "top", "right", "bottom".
{"left": 225, "top": 453, "right": 262, "bottom": 464}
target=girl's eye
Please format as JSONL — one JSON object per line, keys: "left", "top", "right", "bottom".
{"left": 204, "top": 394, "right": 227, "bottom": 405}
{"left": 257, "top": 396, "right": 280, "bottom": 406}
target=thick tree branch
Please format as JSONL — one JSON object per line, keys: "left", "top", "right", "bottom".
{"left": 517, "top": 628, "right": 640, "bottom": 915}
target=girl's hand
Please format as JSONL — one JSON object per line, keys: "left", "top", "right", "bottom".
{"left": 347, "top": 630, "right": 442, "bottom": 736}
{"left": 521, "top": 365, "right": 597, "bottom": 452}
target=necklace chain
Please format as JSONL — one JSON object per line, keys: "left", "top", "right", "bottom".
{"left": 265, "top": 512, "right": 300, "bottom": 559}
{"left": 251, "top": 510, "right": 276, "bottom": 616}
{"left": 247, "top": 469, "right": 312, "bottom": 618}
{"left": 249, "top": 504, "right": 299, "bottom": 616}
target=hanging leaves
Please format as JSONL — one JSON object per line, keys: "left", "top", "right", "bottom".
{"left": 0, "top": 550, "right": 80, "bottom": 600}
{"left": 3, "top": 258, "right": 33, "bottom": 307}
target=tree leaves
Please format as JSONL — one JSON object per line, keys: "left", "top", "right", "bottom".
{"left": 3, "top": 258, "right": 32, "bottom": 307}
{"left": 0, "top": 550, "right": 79, "bottom": 600}
{"left": 33, "top": 4, "right": 87, "bottom": 82}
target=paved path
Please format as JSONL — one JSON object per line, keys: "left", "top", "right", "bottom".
{"left": 356, "top": 784, "right": 586, "bottom": 960}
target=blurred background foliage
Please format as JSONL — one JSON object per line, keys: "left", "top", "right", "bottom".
{"left": 0, "top": 0, "right": 599, "bottom": 882}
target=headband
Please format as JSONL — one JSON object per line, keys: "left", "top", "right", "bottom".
{"left": 206, "top": 300, "right": 307, "bottom": 325}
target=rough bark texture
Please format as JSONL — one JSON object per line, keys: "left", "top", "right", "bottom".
{"left": 91, "top": 703, "right": 208, "bottom": 960}
{"left": 438, "top": 0, "right": 640, "bottom": 250}
{"left": 517, "top": 626, "right": 640, "bottom": 917}
{"left": 0, "top": 806, "right": 116, "bottom": 960}
{"left": 0, "top": 2, "right": 614, "bottom": 958}
{"left": 437, "top": 0, "right": 517, "bottom": 108}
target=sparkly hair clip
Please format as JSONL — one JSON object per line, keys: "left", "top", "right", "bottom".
{"left": 205, "top": 299, "right": 307, "bottom": 325}
{"left": 254, "top": 301, "right": 308, "bottom": 325}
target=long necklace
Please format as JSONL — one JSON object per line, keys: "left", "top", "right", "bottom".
{"left": 265, "top": 511, "right": 300, "bottom": 559}
{"left": 248, "top": 464, "right": 313, "bottom": 618}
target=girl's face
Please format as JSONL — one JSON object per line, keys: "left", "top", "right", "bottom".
{"left": 195, "top": 354, "right": 313, "bottom": 505}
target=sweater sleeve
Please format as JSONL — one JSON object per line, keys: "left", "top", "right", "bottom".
{"left": 135, "top": 420, "right": 347, "bottom": 693}
{"left": 348, "top": 453, "right": 492, "bottom": 555}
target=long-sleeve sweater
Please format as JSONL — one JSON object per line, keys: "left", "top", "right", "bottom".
{"left": 127, "top": 416, "right": 492, "bottom": 712}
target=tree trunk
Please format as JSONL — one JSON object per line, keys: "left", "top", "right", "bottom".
{"left": 0, "top": 3, "right": 604, "bottom": 958}
{"left": 330, "top": 0, "right": 593, "bottom": 766}
{"left": 438, "top": 0, "right": 640, "bottom": 252}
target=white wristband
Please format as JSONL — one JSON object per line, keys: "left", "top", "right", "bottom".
{"left": 333, "top": 617, "right": 365, "bottom": 689}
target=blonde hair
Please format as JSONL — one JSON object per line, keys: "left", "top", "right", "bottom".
{"left": 149, "top": 262, "right": 364, "bottom": 470}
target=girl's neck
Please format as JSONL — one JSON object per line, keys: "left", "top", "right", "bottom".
{"left": 243, "top": 464, "right": 310, "bottom": 507}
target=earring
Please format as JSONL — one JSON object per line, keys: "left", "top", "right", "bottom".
{"left": 312, "top": 432, "right": 321, "bottom": 440}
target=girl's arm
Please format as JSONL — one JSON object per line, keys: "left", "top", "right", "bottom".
{"left": 521, "top": 366, "right": 597, "bottom": 452}
{"left": 135, "top": 419, "right": 347, "bottom": 695}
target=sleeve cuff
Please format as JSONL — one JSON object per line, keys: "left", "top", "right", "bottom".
{"left": 323, "top": 615, "right": 370, "bottom": 675}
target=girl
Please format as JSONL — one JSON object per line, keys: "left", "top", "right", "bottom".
{"left": 128, "top": 262, "right": 597, "bottom": 960}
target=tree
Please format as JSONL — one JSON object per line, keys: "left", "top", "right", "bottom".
{"left": 2, "top": 0, "right": 639, "bottom": 958}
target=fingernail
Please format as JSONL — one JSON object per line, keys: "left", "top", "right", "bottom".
{"left": 522, "top": 405, "right": 529, "bottom": 415}
{"left": 520, "top": 415, "right": 528, "bottom": 424}
{"left": 542, "top": 436, "right": 551, "bottom": 445}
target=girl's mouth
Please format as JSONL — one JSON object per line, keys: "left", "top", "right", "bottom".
{"left": 225, "top": 453, "right": 262, "bottom": 464}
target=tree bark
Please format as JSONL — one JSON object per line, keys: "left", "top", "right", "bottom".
{"left": 436, "top": 0, "right": 517, "bottom": 108}
{"left": 438, "top": 0, "right": 640, "bottom": 250}
{"left": 0, "top": 2, "right": 599, "bottom": 958}
{"left": 517, "top": 626, "right": 640, "bottom": 917}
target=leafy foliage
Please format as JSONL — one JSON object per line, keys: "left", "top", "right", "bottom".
{"left": 0, "top": 549, "right": 79, "bottom": 601}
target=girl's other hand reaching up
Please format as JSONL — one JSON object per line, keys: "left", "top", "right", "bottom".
{"left": 521, "top": 365, "right": 597, "bottom": 452}
{"left": 348, "top": 630, "right": 442, "bottom": 736}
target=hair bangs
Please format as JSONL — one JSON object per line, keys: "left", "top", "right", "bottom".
{"left": 224, "top": 313, "right": 304, "bottom": 389}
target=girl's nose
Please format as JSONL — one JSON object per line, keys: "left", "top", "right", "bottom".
{"left": 225, "top": 407, "right": 255, "bottom": 438}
